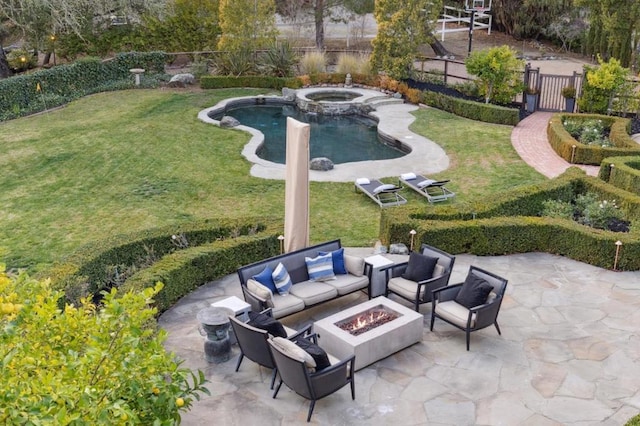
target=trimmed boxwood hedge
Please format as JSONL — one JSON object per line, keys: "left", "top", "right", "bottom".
{"left": 380, "top": 168, "right": 640, "bottom": 271}
{"left": 0, "top": 52, "right": 167, "bottom": 121}
{"left": 547, "top": 113, "right": 640, "bottom": 165}
{"left": 599, "top": 156, "right": 640, "bottom": 195}
{"left": 421, "top": 91, "right": 520, "bottom": 126}
{"left": 45, "top": 217, "right": 282, "bottom": 308}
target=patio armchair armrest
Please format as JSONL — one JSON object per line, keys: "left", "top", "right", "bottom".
{"left": 287, "top": 323, "right": 314, "bottom": 341}
{"left": 310, "top": 354, "right": 355, "bottom": 398}
{"left": 470, "top": 296, "right": 503, "bottom": 329}
{"left": 383, "top": 262, "right": 408, "bottom": 281}
{"left": 432, "top": 282, "right": 463, "bottom": 302}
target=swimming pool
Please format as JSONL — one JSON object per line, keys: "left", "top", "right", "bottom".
{"left": 219, "top": 104, "right": 406, "bottom": 164}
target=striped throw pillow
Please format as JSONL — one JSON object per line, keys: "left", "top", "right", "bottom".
{"left": 272, "top": 262, "right": 293, "bottom": 295}
{"left": 305, "top": 253, "right": 335, "bottom": 281}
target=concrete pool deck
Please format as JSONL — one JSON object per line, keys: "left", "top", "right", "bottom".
{"left": 160, "top": 251, "right": 640, "bottom": 425}
{"left": 198, "top": 89, "right": 450, "bottom": 182}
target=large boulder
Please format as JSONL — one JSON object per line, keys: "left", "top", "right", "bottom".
{"left": 282, "top": 87, "right": 297, "bottom": 102}
{"left": 310, "top": 157, "right": 334, "bottom": 171}
{"left": 169, "top": 73, "right": 196, "bottom": 85}
{"left": 220, "top": 116, "right": 241, "bottom": 128}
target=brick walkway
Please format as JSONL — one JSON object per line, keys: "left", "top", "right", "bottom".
{"left": 511, "top": 112, "right": 599, "bottom": 178}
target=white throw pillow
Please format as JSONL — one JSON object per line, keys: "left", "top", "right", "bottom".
{"left": 373, "top": 183, "right": 396, "bottom": 194}
{"left": 401, "top": 172, "right": 416, "bottom": 180}
{"left": 356, "top": 177, "right": 370, "bottom": 185}
{"left": 247, "top": 279, "right": 274, "bottom": 307}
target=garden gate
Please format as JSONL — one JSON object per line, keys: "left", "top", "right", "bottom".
{"left": 524, "top": 65, "right": 583, "bottom": 112}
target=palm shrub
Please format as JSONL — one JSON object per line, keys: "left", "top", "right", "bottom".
{"left": 260, "top": 41, "right": 298, "bottom": 77}
{"left": 299, "top": 50, "right": 326, "bottom": 75}
{"left": 214, "top": 48, "right": 257, "bottom": 76}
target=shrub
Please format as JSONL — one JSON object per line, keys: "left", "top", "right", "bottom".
{"left": 465, "top": 45, "right": 525, "bottom": 104}
{"left": 199, "top": 75, "right": 302, "bottom": 90}
{"left": 579, "top": 56, "right": 629, "bottom": 114}
{"left": 260, "top": 42, "right": 298, "bottom": 77}
{"left": 421, "top": 91, "right": 520, "bottom": 125}
{"left": 541, "top": 199, "right": 574, "bottom": 220}
{"left": 0, "top": 269, "right": 209, "bottom": 423}
{"left": 563, "top": 118, "right": 612, "bottom": 147}
{"left": 214, "top": 48, "right": 257, "bottom": 76}
{"left": 298, "top": 51, "right": 326, "bottom": 75}
{"left": 6, "top": 49, "right": 37, "bottom": 72}
{"left": 336, "top": 52, "right": 370, "bottom": 75}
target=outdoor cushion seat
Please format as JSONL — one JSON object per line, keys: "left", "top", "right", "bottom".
{"left": 271, "top": 294, "right": 305, "bottom": 318}
{"left": 434, "top": 301, "right": 478, "bottom": 328}
{"left": 325, "top": 274, "right": 369, "bottom": 295}
{"left": 288, "top": 281, "right": 338, "bottom": 306}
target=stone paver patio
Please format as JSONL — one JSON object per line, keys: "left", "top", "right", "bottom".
{"left": 160, "top": 251, "right": 640, "bottom": 425}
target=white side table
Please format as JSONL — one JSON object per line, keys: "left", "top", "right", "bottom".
{"left": 365, "top": 254, "right": 395, "bottom": 298}
{"left": 211, "top": 296, "right": 251, "bottom": 322}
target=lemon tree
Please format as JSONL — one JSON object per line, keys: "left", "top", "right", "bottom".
{"left": 0, "top": 266, "right": 209, "bottom": 424}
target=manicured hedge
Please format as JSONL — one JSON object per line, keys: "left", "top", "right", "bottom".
{"left": 547, "top": 113, "right": 640, "bottom": 165}
{"left": 421, "top": 91, "right": 520, "bottom": 126}
{"left": 380, "top": 168, "right": 640, "bottom": 271}
{"left": 123, "top": 234, "right": 279, "bottom": 313}
{"left": 200, "top": 75, "right": 303, "bottom": 90}
{"left": 599, "top": 156, "right": 640, "bottom": 195}
{"left": 0, "top": 52, "right": 167, "bottom": 121}
{"left": 45, "top": 217, "right": 281, "bottom": 305}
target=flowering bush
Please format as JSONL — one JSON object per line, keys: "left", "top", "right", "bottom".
{"left": 0, "top": 268, "right": 209, "bottom": 424}
{"left": 541, "top": 192, "right": 629, "bottom": 232}
{"left": 562, "top": 118, "right": 613, "bottom": 147}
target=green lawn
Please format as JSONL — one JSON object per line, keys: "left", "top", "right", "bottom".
{"left": 0, "top": 89, "right": 545, "bottom": 271}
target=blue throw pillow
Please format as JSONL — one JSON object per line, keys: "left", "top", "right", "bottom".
{"left": 272, "top": 262, "right": 293, "bottom": 295}
{"left": 319, "top": 248, "right": 347, "bottom": 275}
{"left": 305, "top": 253, "right": 335, "bottom": 281}
{"left": 252, "top": 265, "right": 277, "bottom": 294}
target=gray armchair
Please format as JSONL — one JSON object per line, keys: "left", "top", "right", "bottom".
{"left": 229, "top": 309, "right": 312, "bottom": 389}
{"left": 268, "top": 334, "right": 355, "bottom": 422}
{"left": 430, "top": 266, "right": 508, "bottom": 350}
{"left": 384, "top": 244, "right": 456, "bottom": 311}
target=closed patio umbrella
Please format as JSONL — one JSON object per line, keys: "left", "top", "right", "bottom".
{"left": 284, "top": 117, "right": 310, "bottom": 253}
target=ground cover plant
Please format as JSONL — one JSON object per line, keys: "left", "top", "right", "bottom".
{"left": 0, "top": 89, "right": 543, "bottom": 273}
{"left": 542, "top": 192, "right": 630, "bottom": 232}
{"left": 562, "top": 117, "right": 612, "bottom": 147}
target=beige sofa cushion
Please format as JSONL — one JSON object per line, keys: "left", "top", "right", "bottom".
{"left": 247, "top": 279, "right": 273, "bottom": 306}
{"left": 344, "top": 254, "right": 365, "bottom": 277}
{"left": 270, "top": 293, "right": 305, "bottom": 319}
{"left": 289, "top": 281, "right": 338, "bottom": 306}
{"left": 325, "top": 274, "right": 368, "bottom": 295}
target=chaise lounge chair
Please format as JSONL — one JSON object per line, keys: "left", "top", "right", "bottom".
{"left": 399, "top": 173, "right": 455, "bottom": 204}
{"left": 355, "top": 178, "right": 407, "bottom": 208}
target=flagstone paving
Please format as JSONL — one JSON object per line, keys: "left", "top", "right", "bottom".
{"left": 160, "top": 251, "right": 640, "bottom": 425}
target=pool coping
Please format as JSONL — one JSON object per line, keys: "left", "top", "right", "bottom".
{"left": 197, "top": 89, "right": 450, "bottom": 183}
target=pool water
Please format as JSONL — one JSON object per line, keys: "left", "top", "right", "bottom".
{"left": 223, "top": 105, "right": 405, "bottom": 165}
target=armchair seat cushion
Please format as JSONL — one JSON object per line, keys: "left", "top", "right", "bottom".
{"left": 325, "top": 274, "right": 368, "bottom": 295}
{"left": 289, "top": 281, "right": 338, "bottom": 306}
{"left": 388, "top": 276, "right": 424, "bottom": 300}
{"left": 435, "top": 300, "right": 476, "bottom": 328}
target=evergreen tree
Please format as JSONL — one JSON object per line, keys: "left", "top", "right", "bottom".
{"left": 218, "top": 0, "right": 278, "bottom": 52}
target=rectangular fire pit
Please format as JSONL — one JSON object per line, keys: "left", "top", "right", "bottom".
{"left": 315, "top": 296, "right": 423, "bottom": 371}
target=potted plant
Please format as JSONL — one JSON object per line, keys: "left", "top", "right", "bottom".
{"left": 525, "top": 87, "right": 539, "bottom": 112}
{"left": 562, "top": 86, "right": 577, "bottom": 112}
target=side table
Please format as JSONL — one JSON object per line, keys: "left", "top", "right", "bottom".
{"left": 365, "top": 254, "right": 395, "bottom": 298}
{"left": 211, "top": 296, "right": 252, "bottom": 345}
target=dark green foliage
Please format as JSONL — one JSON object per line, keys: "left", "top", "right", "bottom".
{"left": 45, "top": 217, "right": 281, "bottom": 307}
{"left": 260, "top": 42, "right": 299, "bottom": 77}
{"left": 0, "top": 52, "right": 167, "bottom": 121}
{"left": 547, "top": 113, "right": 640, "bottom": 165}
{"left": 599, "top": 156, "right": 640, "bottom": 195}
{"left": 200, "top": 75, "right": 302, "bottom": 89}
{"left": 214, "top": 48, "right": 258, "bottom": 76}
{"left": 380, "top": 168, "right": 640, "bottom": 270}
{"left": 421, "top": 91, "right": 520, "bottom": 125}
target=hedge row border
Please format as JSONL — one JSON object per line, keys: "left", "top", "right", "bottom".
{"left": 380, "top": 168, "right": 640, "bottom": 271}
{"left": 599, "top": 156, "right": 640, "bottom": 195}
{"left": 547, "top": 113, "right": 640, "bottom": 165}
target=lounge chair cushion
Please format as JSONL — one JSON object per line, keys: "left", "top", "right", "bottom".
{"left": 344, "top": 254, "right": 365, "bottom": 277}
{"left": 248, "top": 311, "right": 287, "bottom": 338}
{"left": 252, "top": 265, "right": 278, "bottom": 294}
{"left": 417, "top": 179, "right": 437, "bottom": 189}
{"left": 305, "top": 253, "right": 336, "bottom": 281}
{"left": 401, "top": 172, "right": 416, "bottom": 180}
{"left": 402, "top": 252, "right": 438, "bottom": 282}
{"left": 295, "top": 338, "right": 331, "bottom": 371}
{"left": 247, "top": 279, "right": 274, "bottom": 307}
{"left": 319, "top": 248, "right": 348, "bottom": 275}
{"left": 455, "top": 274, "right": 493, "bottom": 309}
{"left": 272, "top": 262, "right": 293, "bottom": 295}
{"left": 271, "top": 337, "right": 316, "bottom": 368}
{"left": 373, "top": 183, "right": 397, "bottom": 194}
{"left": 435, "top": 300, "right": 476, "bottom": 328}
{"left": 356, "top": 177, "right": 370, "bottom": 185}
{"left": 289, "top": 281, "right": 338, "bottom": 305}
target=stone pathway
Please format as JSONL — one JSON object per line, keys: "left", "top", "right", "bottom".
{"left": 160, "top": 251, "right": 640, "bottom": 425}
{"left": 511, "top": 112, "right": 599, "bottom": 178}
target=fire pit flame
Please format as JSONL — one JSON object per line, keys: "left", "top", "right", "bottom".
{"left": 336, "top": 305, "right": 400, "bottom": 336}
